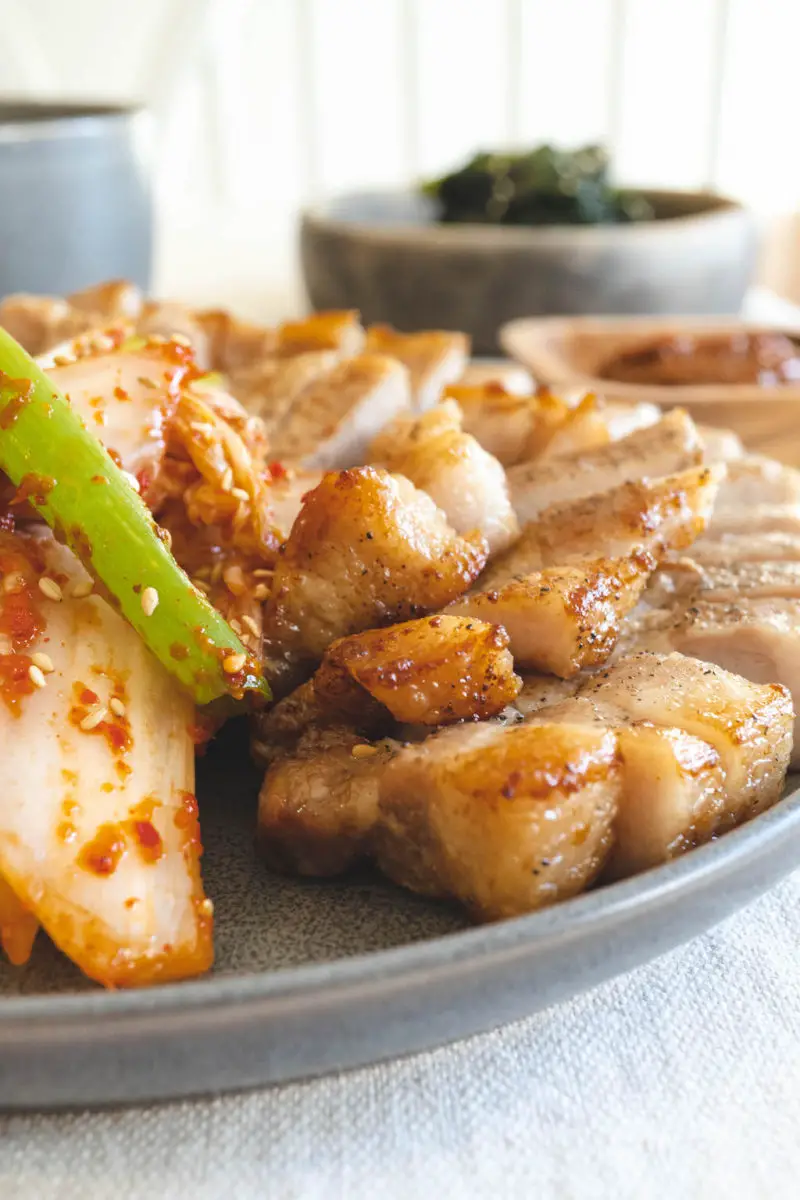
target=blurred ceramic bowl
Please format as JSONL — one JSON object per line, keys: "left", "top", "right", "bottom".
{"left": 0, "top": 101, "right": 152, "bottom": 298}
{"left": 500, "top": 314, "right": 800, "bottom": 465}
{"left": 300, "top": 188, "right": 757, "bottom": 354}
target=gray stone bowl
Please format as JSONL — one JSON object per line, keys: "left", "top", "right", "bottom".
{"left": 300, "top": 189, "right": 757, "bottom": 354}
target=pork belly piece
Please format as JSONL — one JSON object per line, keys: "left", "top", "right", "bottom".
{"left": 507, "top": 409, "right": 703, "bottom": 525}
{"left": 577, "top": 651, "right": 792, "bottom": 814}
{"left": 450, "top": 554, "right": 654, "bottom": 677}
{"left": 0, "top": 529, "right": 212, "bottom": 986}
{"left": 232, "top": 351, "right": 339, "bottom": 430}
{"left": 649, "top": 558, "right": 800, "bottom": 606}
{"left": 708, "top": 504, "right": 800, "bottom": 538}
{"left": 262, "top": 467, "right": 487, "bottom": 689}
{"left": 313, "top": 615, "right": 520, "bottom": 726}
{"left": 636, "top": 600, "right": 800, "bottom": 766}
{"left": 365, "top": 324, "right": 469, "bottom": 410}
{"left": 258, "top": 728, "right": 397, "bottom": 877}
{"left": 375, "top": 721, "right": 622, "bottom": 920}
{"left": 532, "top": 691, "right": 726, "bottom": 881}
{"left": 446, "top": 385, "right": 658, "bottom": 468}
{"left": 68, "top": 279, "right": 144, "bottom": 323}
{"left": 371, "top": 400, "right": 518, "bottom": 554}
{"left": 194, "top": 308, "right": 278, "bottom": 374}
{"left": 268, "top": 353, "right": 411, "bottom": 469}
{"left": 697, "top": 424, "right": 744, "bottom": 464}
{"left": 483, "top": 465, "right": 721, "bottom": 584}
{"left": 0, "top": 294, "right": 98, "bottom": 355}
{"left": 687, "top": 531, "right": 800, "bottom": 565}
{"left": 275, "top": 310, "right": 365, "bottom": 358}
{"left": 715, "top": 455, "right": 800, "bottom": 513}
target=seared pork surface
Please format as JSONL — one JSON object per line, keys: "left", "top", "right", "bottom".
{"left": 371, "top": 401, "right": 518, "bottom": 554}
{"left": 364, "top": 325, "right": 469, "bottom": 411}
{"left": 508, "top": 409, "right": 703, "bottom": 524}
{"left": 261, "top": 467, "right": 487, "bottom": 691}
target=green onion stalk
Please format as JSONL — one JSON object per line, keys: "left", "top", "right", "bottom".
{"left": 0, "top": 328, "right": 269, "bottom": 709}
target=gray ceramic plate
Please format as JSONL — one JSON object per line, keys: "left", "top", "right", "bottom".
{"left": 1, "top": 724, "right": 799, "bottom": 1110}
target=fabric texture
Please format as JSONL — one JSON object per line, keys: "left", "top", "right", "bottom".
{"left": 2, "top": 870, "right": 800, "bottom": 1199}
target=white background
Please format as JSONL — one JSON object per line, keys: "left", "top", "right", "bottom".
{"left": 3, "top": 0, "right": 800, "bottom": 317}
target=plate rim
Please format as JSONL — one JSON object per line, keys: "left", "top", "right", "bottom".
{"left": 3, "top": 780, "right": 799, "bottom": 1034}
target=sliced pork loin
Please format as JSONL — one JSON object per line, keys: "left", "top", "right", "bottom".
{"left": 371, "top": 400, "right": 518, "bottom": 554}
{"left": 507, "top": 408, "right": 704, "bottom": 524}
{"left": 268, "top": 353, "right": 411, "bottom": 470}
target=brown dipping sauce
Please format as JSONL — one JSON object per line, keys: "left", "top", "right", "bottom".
{"left": 599, "top": 331, "right": 800, "bottom": 387}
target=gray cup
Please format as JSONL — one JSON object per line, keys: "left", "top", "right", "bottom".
{"left": 0, "top": 101, "right": 152, "bottom": 298}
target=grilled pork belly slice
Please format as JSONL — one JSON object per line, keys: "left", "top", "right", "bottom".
{"left": 365, "top": 325, "right": 469, "bottom": 410}
{"left": 275, "top": 310, "right": 365, "bottom": 359}
{"left": 449, "top": 466, "right": 720, "bottom": 677}
{"left": 268, "top": 353, "right": 411, "bottom": 469}
{"left": 450, "top": 554, "right": 654, "bottom": 677}
{"left": 578, "top": 651, "right": 792, "bottom": 813}
{"left": 375, "top": 721, "right": 622, "bottom": 920}
{"left": 0, "top": 530, "right": 212, "bottom": 986}
{"left": 715, "top": 455, "right": 800, "bottom": 513}
{"left": 258, "top": 728, "right": 397, "bottom": 877}
{"left": 635, "top": 600, "right": 800, "bottom": 766}
{"left": 446, "top": 384, "right": 658, "bottom": 467}
{"left": 262, "top": 467, "right": 487, "bottom": 690}
{"left": 708, "top": 504, "right": 800, "bottom": 538}
{"left": 313, "top": 615, "right": 520, "bottom": 726}
{"left": 687, "top": 532, "right": 800, "bottom": 565}
{"left": 508, "top": 409, "right": 703, "bottom": 525}
{"left": 371, "top": 400, "right": 518, "bottom": 554}
{"left": 649, "top": 559, "right": 800, "bottom": 607}
{"left": 697, "top": 425, "right": 744, "bottom": 464}
{"left": 483, "top": 465, "right": 721, "bottom": 584}
{"left": 232, "top": 350, "right": 339, "bottom": 431}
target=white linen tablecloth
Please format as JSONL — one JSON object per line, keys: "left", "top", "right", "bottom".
{"left": 2, "top": 869, "right": 800, "bottom": 1200}
{"left": 3, "top": 287, "right": 800, "bottom": 1199}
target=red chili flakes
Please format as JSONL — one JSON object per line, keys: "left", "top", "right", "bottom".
{"left": 0, "top": 374, "right": 34, "bottom": 428}
{"left": 175, "top": 790, "right": 203, "bottom": 861}
{"left": 170, "top": 642, "right": 189, "bottom": 661}
{"left": 11, "top": 474, "right": 55, "bottom": 508}
{"left": 133, "top": 820, "right": 164, "bottom": 864}
{"left": 0, "top": 541, "right": 46, "bottom": 649}
{"left": 267, "top": 461, "right": 287, "bottom": 482}
{"left": 113, "top": 386, "right": 131, "bottom": 402}
{"left": 0, "top": 654, "right": 36, "bottom": 715}
{"left": 68, "top": 679, "right": 132, "bottom": 763}
{"left": 79, "top": 823, "right": 126, "bottom": 876}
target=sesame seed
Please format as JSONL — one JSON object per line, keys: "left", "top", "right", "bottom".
{"left": 252, "top": 568, "right": 274, "bottom": 579}
{"left": 222, "top": 652, "right": 246, "bottom": 674}
{"left": 141, "top": 586, "right": 159, "bottom": 616}
{"left": 28, "top": 664, "right": 47, "bottom": 689}
{"left": 92, "top": 334, "right": 114, "bottom": 353}
{"left": 172, "top": 334, "right": 192, "bottom": 347}
{"left": 224, "top": 565, "right": 246, "bottom": 596}
{"left": 220, "top": 468, "right": 234, "bottom": 492}
{"left": 198, "top": 897, "right": 214, "bottom": 917}
{"left": 228, "top": 618, "right": 243, "bottom": 634}
{"left": 241, "top": 614, "right": 260, "bottom": 638}
{"left": 254, "top": 584, "right": 269, "bottom": 602}
{"left": 192, "top": 577, "right": 211, "bottom": 594}
{"left": 109, "top": 697, "right": 126, "bottom": 717}
{"left": 159, "top": 526, "right": 173, "bottom": 551}
{"left": 31, "top": 652, "right": 54, "bottom": 673}
{"left": 211, "top": 562, "right": 224, "bottom": 583}
{"left": 137, "top": 375, "right": 158, "bottom": 390}
{"left": 80, "top": 706, "right": 108, "bottom": 731}
{"left": 3, "top": 572, "right": 24, "bottom": 594}
{"left": 71, "top": 580, "right": 94, "bottom": 598}
{"left": 231, "top": 487, "right": 249, "bottom": 502}
{"left": 53, "top": 354, "right": 74, "bottom": 367}
{"left": 351, "top": 743, "right": 378, "bottom": 759}
{"left": 121, "top": 470, "right": 141, "bottom": 492}
{"left": 193, "top": 565, "right": 211, "bottom": 581}
{"left": 38, "top": 576, "right": 63, "bottom": 601}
